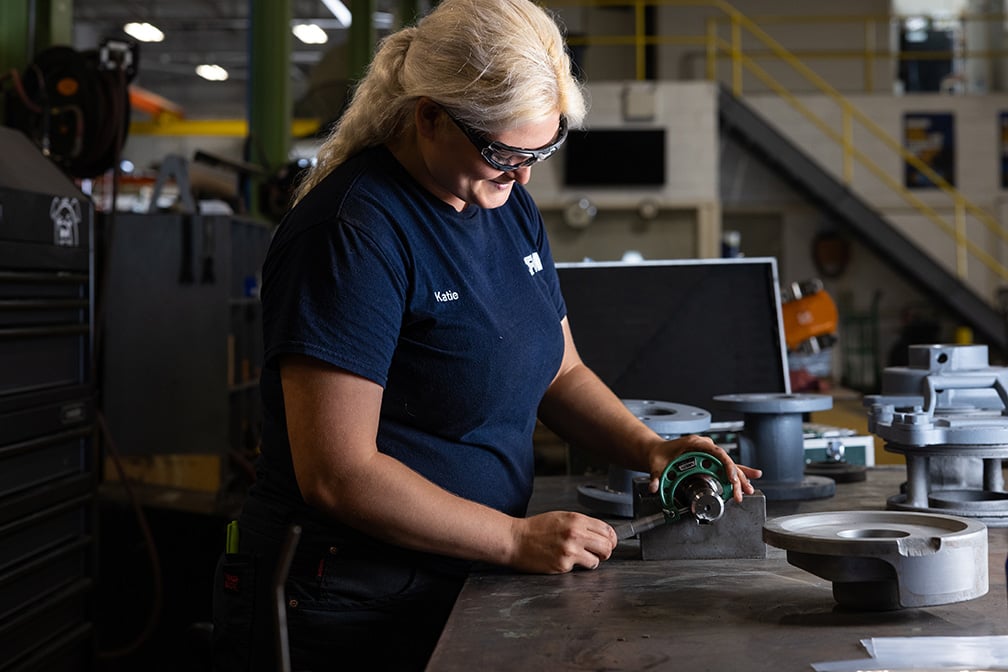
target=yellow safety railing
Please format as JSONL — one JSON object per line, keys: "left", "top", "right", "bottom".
{"left": 708, "top": 12, "right": 1008, "bottom": 95}
{"left": 544, "top": 0, "right": 1008, "bottom": 288}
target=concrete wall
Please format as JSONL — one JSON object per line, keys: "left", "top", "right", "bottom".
{"left": 528, "top": 81, "right": 722, "bottom": 260}
{"left": 531, "top": 81, "right": 720, "bottom": 210}
{"left": 551, "top": 0, "right": 898, "bottom": 93}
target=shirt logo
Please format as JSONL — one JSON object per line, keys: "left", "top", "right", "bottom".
{"left": 434, "top": 290, "right": 459, "bottom": 302}
{"left": 523, "top": 252, "right": 543, "bottom": 276}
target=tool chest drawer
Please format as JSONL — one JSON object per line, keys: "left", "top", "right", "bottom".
{"left": 0, "top": 580, "right": 90, "bottom": 668}
{"left": 0, "top": 271, "right": 90, "bottom": 396}
{"left": 0, "top": 128, "right": 97, "bottom": 670}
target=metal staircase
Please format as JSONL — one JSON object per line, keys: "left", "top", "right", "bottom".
{"left": 717, "top": 85, "right": 1006, "bottom": 351}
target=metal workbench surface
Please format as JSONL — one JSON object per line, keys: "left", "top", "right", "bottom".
{"left": 427, "top": 466, "right": 1008, "bottom": 671}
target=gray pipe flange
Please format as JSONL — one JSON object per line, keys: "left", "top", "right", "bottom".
{"left": 577, "top": 399, "right": 711, "bottom": 517}
{"left": 865, "top": 344, "right": 1008, "bottom": 525}
{"left": 763, "top": 510, "right": 988, "bottom": 610}
{"left": 712, "top": 393, "right": 835, "bottom": 501}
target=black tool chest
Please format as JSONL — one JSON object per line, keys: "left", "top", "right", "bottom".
{"left": 0, "top": 127, "right": 96, "bottom": 671}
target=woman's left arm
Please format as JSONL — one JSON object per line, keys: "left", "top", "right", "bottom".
{"left": 537, "top": 318, "right": 761, "bottom": 501}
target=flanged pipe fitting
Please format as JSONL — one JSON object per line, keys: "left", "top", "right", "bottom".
{"left": 713, "top": 392, "right": 835, "bottom": 501}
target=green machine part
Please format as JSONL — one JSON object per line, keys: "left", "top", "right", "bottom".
{"left": 658, "top": 451, "right": 733, "bottom": 523}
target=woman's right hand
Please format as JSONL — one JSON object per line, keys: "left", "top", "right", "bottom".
{"left": 506, "top": 511, "right": 618, "bottom": 574}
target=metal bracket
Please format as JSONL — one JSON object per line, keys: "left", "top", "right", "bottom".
{"left": 148, "top": 154, "right": 197, "bottom": 214}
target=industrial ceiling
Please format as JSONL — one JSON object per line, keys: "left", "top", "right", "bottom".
{"left": 70, "top": 0, "right": 401, "bottom": 120}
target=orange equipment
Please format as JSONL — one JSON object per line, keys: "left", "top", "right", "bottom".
{"left": 781, "top": 287, "right": 838, "bottom": 351}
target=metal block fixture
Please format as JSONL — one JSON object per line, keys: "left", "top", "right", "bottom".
{"left": 865, "top": 343, "right": 1008, "bottom": 525}
{"left": 611, "top": 450, "right": 767, "bottom": 561}
{"left": 634, "top": 477, "right": 768, "bottom": 560}
{"left": 0, "top": 127, "right": 97, "bottom": 670}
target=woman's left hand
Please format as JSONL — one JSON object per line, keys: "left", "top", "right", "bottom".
{"left": 645, "top": 434, "right": 761, "bottom": 503}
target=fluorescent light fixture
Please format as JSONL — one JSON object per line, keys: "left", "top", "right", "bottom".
{"left": 292, "top": 23, "right": 328, "bottom": 45}
{"left": 123, "top": 21, "right": 164, "bottom": 42}
{"left": 195, "top": 64, "right": 229, "bottom": 81}
{"left": 321, "top": 0, "right": 352, "bottom": 27}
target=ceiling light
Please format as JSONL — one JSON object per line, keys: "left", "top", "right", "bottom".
{"left": 195, "top": 64, "right": 229, "bottom": 81}
{"left": 123, "top": 21, "right": 165, "bottom": 43}
{"left": 321, "top": 0, "right": 352, "bottom": 27}
{"left": 292, "top": 23, "right": 328, "bottom": 45}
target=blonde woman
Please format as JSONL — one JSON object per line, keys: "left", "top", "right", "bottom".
{"left": 213, "top": 0, "right": 759, "bottom": 669}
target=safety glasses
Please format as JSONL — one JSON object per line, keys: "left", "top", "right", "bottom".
{"left": 445, "top": 109, "right": 567, "bottom": 172}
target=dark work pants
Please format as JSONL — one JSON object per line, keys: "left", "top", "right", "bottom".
{"left": 212, "top": 505, "right": 466, "bottom": 672}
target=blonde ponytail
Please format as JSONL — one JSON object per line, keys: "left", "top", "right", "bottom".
{"left": 294, "top": 0, "right": 585, "bottom": 204}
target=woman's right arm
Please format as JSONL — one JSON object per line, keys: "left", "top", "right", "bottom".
{"left": 280, "top": 354, "right": 617, "bottom": 573}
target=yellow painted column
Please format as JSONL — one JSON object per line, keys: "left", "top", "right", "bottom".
{"left": 248, "top": 0, "right": 292, "bottom": 216}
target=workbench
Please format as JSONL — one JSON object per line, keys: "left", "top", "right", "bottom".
{"left": 427, "top": 466, "right": 1008, "bottom": 671}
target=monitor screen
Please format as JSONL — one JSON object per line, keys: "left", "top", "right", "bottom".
{"left": 557, "top": 258, "right": 790, "bottom": 424}
{"left": 562, "top": 128, "right": 665, "bottom": 186}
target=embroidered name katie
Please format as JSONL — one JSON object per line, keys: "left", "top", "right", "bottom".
{"left": 434, "top": 290, "right": 459, "bottom": 302}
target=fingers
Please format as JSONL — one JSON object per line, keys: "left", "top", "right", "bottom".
{"left": 580, "top": 518, "right": 617, "bottom": 568}
{"left": 722, "top": 457, "right": 762, "bottom": 502}
{"left": 727, "top": 463, "right": 755, "bottom": 501}
{"left": 515, "top": 512, "right": 616, "bottom": 574}
{"left": 581, "top": 516, "right": 618, "bottom": 569}
{"left": 650, "top": 435, "right": 762, "bottom": 503}
{"left": 566, "top": 531, "right": 613, "bottom": 571}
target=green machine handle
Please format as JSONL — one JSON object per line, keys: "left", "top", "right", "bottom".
{"left": 612, "top": 452, "right": 734, "bottom": 539}
{"left": 658, "top": 451, "right": 733, "bottom": 524}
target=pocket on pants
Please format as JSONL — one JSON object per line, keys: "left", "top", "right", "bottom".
{"left": 287, "top": 552, "right": 419, "bottom": 610}
{"left": 212, "top": 552, "right": 258, "bottom": 672}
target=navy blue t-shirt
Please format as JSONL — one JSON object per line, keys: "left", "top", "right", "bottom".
{"left": 251, "top": 146, "right": 566, "bottom": 529}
